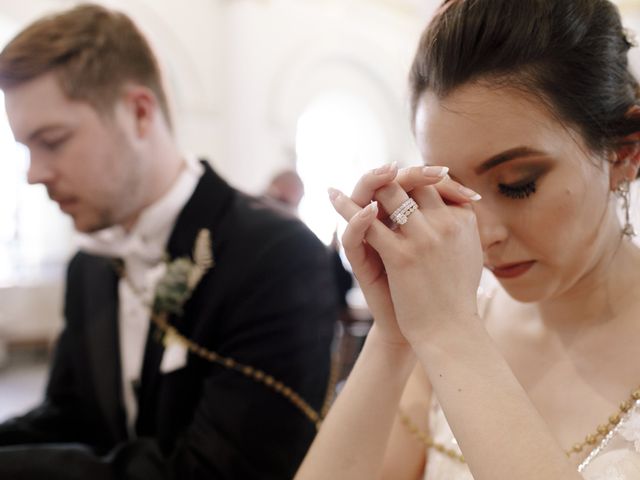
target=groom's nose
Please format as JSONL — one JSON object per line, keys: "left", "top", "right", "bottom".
{"left": 27, "top": 153, "right": 55, "bottom": 186}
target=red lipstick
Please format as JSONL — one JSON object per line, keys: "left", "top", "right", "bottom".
{"left": 490, "top": 261, "right": 535, "bottom": 279}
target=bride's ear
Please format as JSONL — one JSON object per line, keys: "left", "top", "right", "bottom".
{"left": 610, "top": 106, "right": 640, "bottom": 190}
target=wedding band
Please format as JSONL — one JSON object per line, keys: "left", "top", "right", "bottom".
{"left": 389, "top": 198, "right": 418, "bottom": 226}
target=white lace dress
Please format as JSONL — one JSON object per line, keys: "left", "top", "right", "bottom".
{"left": 422, "top": 398, "right": 640, "bottom": 480}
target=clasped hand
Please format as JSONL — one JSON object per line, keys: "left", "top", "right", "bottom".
{"left": 329, "top": 163, "right": 484, "bottom": 349}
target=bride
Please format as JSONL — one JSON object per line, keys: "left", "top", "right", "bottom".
{"left": 295, "top": 1, "right": 640, "bottom": 479}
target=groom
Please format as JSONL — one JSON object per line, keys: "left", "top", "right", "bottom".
{"left": 0, "top": 4, "right": 337, "bottom": 479}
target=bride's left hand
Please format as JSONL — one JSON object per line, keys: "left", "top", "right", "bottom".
{"left": 334, "top": 166, "right": 485, "bottom": 347}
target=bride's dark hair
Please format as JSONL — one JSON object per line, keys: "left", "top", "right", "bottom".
{"left": 410, "top": 0, "right": 640, "bottom": 168}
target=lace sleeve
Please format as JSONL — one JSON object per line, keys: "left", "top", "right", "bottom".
{"left": 581, "top": 399, "right": 640, "bottom": 479}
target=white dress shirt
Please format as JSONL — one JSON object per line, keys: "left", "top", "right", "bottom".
{"left": 77, "top": 156, "right": 203, "bottom": 435}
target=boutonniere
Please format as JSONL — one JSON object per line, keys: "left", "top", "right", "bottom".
{"left": 146, "top": 227, "right": 333, "bottom": 430}
{"left": 152, "top": 228, "right": 214, "bottom": 317}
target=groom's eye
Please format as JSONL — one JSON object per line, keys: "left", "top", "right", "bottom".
{"left": 40, "top": 134, "right": 70, "bottom": 151}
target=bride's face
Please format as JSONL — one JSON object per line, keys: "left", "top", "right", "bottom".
{"left": 414, "top": 83, "right": 622, "bottom": 303}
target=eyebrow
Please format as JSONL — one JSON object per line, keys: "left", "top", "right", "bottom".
{"left": 474, "top": 146, "right": 548, "bottom": 174}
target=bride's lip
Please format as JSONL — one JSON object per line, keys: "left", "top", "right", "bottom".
{"left": 488, "top": 261, "right": 536, "bottom": 279}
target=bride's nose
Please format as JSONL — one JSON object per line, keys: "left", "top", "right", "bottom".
{"left": 473, "top": 201, "right": 509, "bottom": 252}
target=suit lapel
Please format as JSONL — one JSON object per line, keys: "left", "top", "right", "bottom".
{"left": 135, "top": 161, "right": 235, "bottom": 435}
{"left": 83, "top": 257, "right": 128, "bottom": 443}
{"left": 166, "top": 161, "right": 235, "bottom": 259}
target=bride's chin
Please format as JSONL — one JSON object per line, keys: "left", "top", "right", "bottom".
{"left": 494, "top": 280, "right": 547, "bottom": 304}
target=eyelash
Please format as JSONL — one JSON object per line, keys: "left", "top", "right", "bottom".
{"left": 41, "top": 137, "right": 67, "bottom": 151}
{"left": 498, "top": 180, "right": 537, "bottom": 199}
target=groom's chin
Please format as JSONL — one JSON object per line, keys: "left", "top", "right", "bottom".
{"left": 71, "top": 211, "right": 114, "bottom": 234}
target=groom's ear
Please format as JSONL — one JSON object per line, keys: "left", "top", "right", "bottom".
{"left": 118, "top": 83, "right": 158, "bottom": 139}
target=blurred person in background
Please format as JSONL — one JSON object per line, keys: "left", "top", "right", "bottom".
{"left": 264, "top": 169, "right": 306, "bottom": 214}
{"left": 265, "top": 169, "right": 353, "bottom": 315}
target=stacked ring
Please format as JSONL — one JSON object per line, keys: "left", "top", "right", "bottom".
{"left": 389, "top": 198, "right": 418, "bottom": 226}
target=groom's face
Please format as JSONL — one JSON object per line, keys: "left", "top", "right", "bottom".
{"left": 4, "top": 72, "right": 146, "bottom": 233}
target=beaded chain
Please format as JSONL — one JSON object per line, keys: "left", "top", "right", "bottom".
{"left": 152, "top": 313, "right": 338, "bottom": 430}
{"left": 566, "top": 387, "right": 640, "bottom": 457}
{"left": 400, "top": 386, "right": 640, "bottom": 464}
{"left": 398, "top": 409, "right": 465, "bottom": 463}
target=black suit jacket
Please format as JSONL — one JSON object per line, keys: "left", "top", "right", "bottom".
{"left": 0, "top": 163, "right": 337, "bottom": 479}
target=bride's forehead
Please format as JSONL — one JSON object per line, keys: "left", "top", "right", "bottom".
{"left": 417, "top": 85, "right": 555, "bottom": 128}
{"left": 415, "top": 87, "right": 569, "bottom": 163}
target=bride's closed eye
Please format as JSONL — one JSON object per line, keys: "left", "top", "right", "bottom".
{"left": 495, "top": 162, "right": 551, "bottom": 200}
{"left": 498, "top": 178, "right": 537, "bottom": 199}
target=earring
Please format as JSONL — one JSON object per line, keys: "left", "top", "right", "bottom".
{"left": 616, "top": 180, "right": 636, "bottom": 238}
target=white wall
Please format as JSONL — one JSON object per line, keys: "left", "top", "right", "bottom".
{"left": 219, "top": 0, "right": 432, "bottom": 192}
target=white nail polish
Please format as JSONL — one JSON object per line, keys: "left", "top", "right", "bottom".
{"left": 423, "top": 166, "right": 449, "bottom": 178}
{"left": 328, "top": 188, "right": 341, "bottom": 201}
{"left": 373, "top": 164, "right": 390, "bottom": 175}
{"left": 458, "top": 186, "right": 482, "bottom": 201}
{"left": 360, "top": 201, "right": 378, "bottom": 218}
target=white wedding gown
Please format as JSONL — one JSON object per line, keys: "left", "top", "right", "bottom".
{"left": 422, "top": 394, "right": 640, "bottom": 479}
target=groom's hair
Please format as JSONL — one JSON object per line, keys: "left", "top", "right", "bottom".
{"left": 0, "top": 3, "right": 172, "bottom": 128}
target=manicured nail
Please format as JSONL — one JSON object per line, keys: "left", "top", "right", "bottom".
{"left": 359, "top": 201, "right": 378, "bottom": 218}
{"left": 458, "top": 186, "right": 482, "bottom": 201}
{"left": 328, "top": 188, "right": 341, "bottom": 201}
{"left": 422, "top": 166, "right": 449, "bottom": 178}
{"left": 374, "top": 162, "right": 397, "bottom": 175}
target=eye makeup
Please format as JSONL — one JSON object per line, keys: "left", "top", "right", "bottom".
{"left": 498, "top": 179, "right": 537, "bottom": 199}
{"left": 495, "top": 163, "right": 551, "bottom": 200}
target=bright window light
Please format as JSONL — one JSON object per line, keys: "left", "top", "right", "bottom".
{"left": 296, "top": 91, "right": 388, "bottom": 245}
{"left": 0, "top": 92, "right": 72, "bottom": 286}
